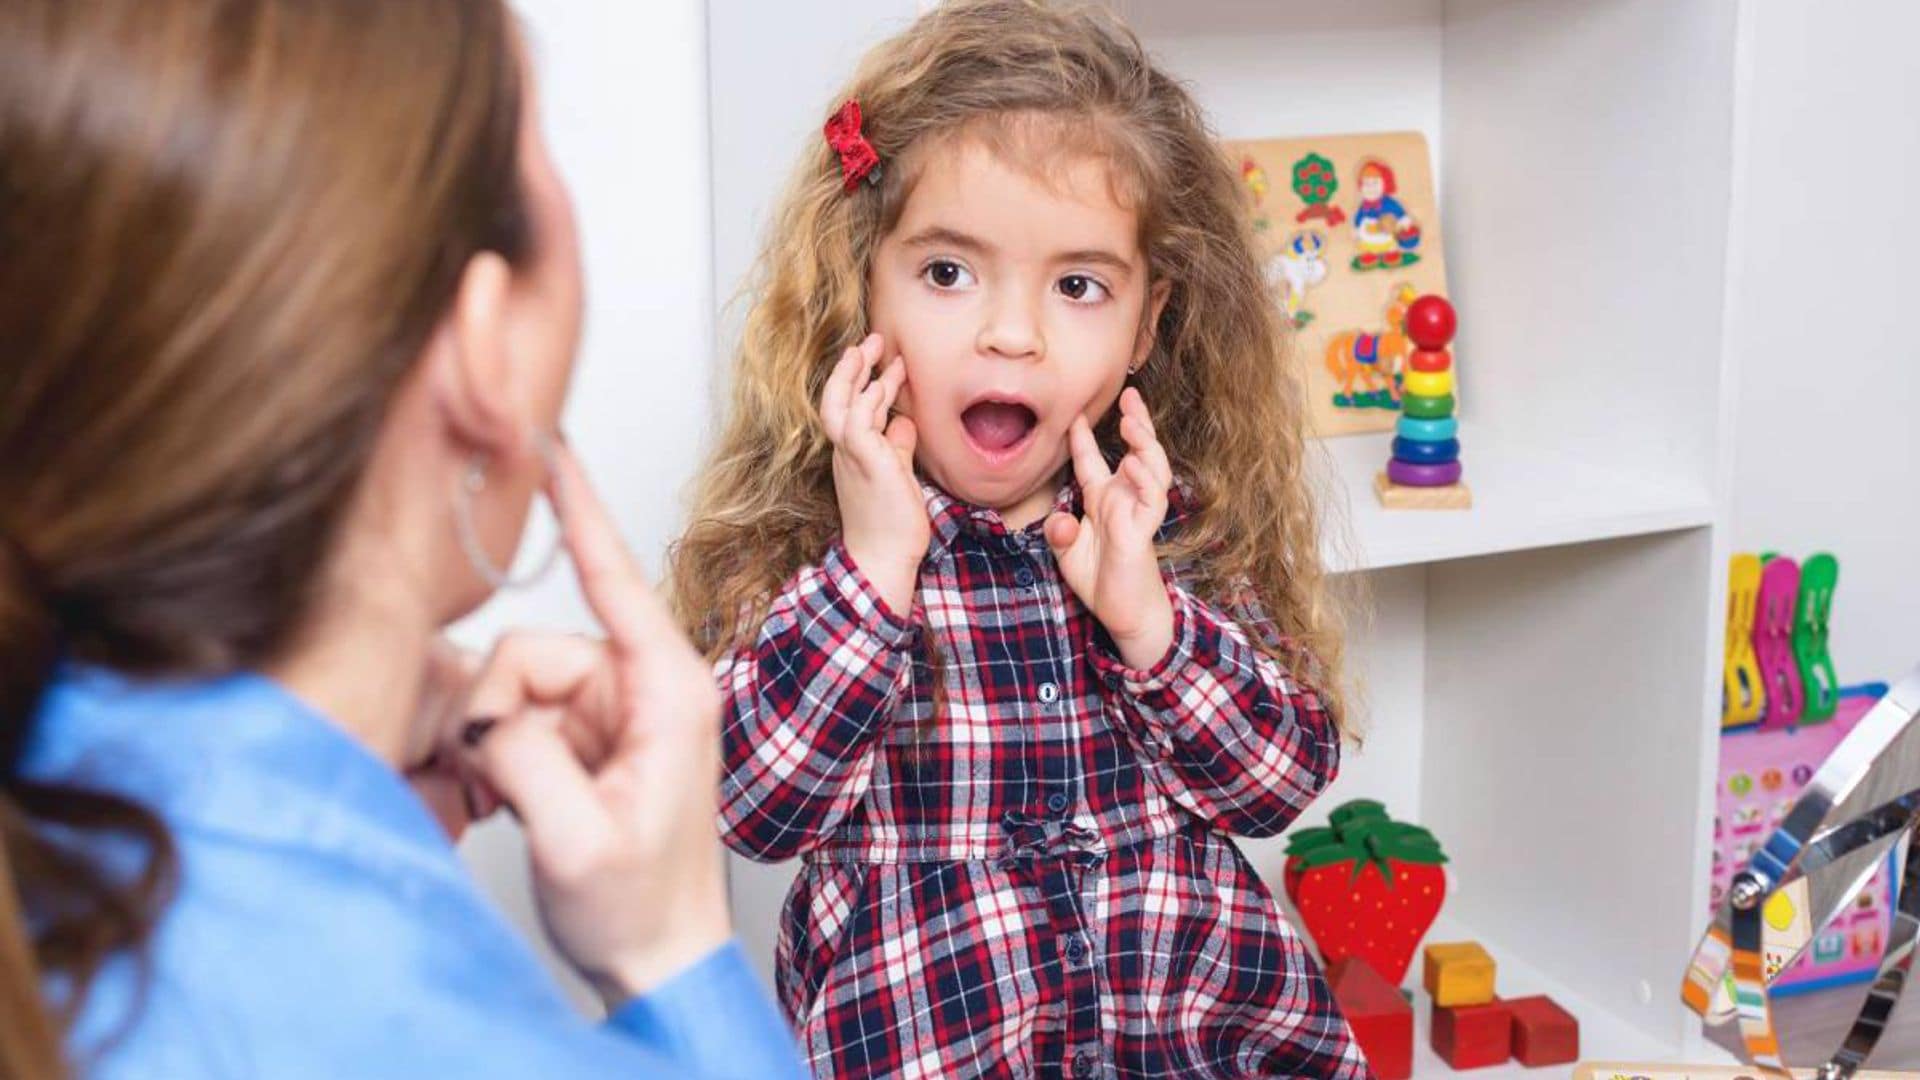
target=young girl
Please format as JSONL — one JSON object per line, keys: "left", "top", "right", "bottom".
{"left": 672, "top": 2, "right": 1366, "bottom": 1076}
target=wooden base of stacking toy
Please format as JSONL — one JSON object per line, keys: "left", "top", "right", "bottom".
{"left": 1374, "top": 471, "right": 1472, "bottom": 510}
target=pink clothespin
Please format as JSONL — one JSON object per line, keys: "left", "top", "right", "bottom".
{"left": 1752, "top": 557, "right": 1805, "bottom": 730}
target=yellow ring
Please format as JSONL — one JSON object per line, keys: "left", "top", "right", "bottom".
{"left": 1405, "top": 370, "right": 1454, "bottom": 398}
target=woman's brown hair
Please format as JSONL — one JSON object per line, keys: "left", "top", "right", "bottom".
{"left": 0, "top": 0, "right": 530, "bottom": 1071}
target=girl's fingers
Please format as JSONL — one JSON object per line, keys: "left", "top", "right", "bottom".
{"left": 874, "top": 358, "right": 908, "bottom": 425}
{"left": 820, "top": 345, "right": 861, "bottom": 444}
{"left": 1119, "top": 415, "right": 1174, "bottom": 490}
{"left": 844, "top": 333, "right": 884, "bottom": 425}
{"left": 855, "top": 359, "right": 901, "bottom": 436}
{"left": 1121, "top": 454, "right": 1165, "bottom": 506}
{"left": 849, "top": 334, "right": 879, "bottom": 398}
{"left": 883, "top": 414, "right": 917, "bottom": 458}
{"left": 1067, "top": 415, "right": 1113, "bottom": 493}
{"left": 844, "top": 361, "right": 910, "bottom": 477}
{"left": 1043, "top": 510, "right": 1081, "bottom": 555}
{"left": 1120, "top": 390, "right": 1172, "bottom": 485}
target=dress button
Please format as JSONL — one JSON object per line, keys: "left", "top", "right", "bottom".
{"left": 1072, "top": 1050, "right": 1095, "bottom": 1077}
{"left": 1014, "top": 566, "right": 1036, "bottom": 587}
{"left": 1064, "top": 936, "right": 1087, "bottom": 966}
{"left": 1046, "top": 791, "right": 1069, "bottom": 814}
{"left": 1038, "top": 681, "right": 1060, "bottom": 705}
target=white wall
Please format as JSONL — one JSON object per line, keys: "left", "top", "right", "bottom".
{"left": 708, "top": 0, "right": 916, "bottom": 367}
{"left": 1118, "top": 0, "right": 1442, "bottom": 154}
{"left": 453, "top": 0, "right": 715, "bottom": 1008}
{"left": 1725, "top": 0, "right": 1920, "bottom": 686}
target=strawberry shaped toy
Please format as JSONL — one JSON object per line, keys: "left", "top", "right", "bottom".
{"left": 1283, "top": 799, "right": 1448, "bottom": 986}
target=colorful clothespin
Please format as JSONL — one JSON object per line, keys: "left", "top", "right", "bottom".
{"left": 1752, "top": 556, "right": 1804, "bottom": 731}
{"left": 1722, "top": 554, "right": 1766, "bottom": 729}
{"left": 1792, "top": 553, "right": 1840, "bottom": 723}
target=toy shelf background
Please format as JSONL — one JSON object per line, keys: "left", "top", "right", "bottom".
{"left": 438, "top": 2, "right": 1918, "bottom": 1078}
{"left": 706, "top": 1, "right": 1733, "bottom": 1074}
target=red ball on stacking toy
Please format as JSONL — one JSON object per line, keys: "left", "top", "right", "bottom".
{"left": 1404, "top": 295, "right": 1456, "bottom": 351}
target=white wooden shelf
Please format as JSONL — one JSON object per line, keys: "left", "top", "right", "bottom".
{"left": 1319, "top": 425, "right": 1717, "bottom": 575}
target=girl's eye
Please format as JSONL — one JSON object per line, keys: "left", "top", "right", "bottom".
{"left": 1058, "top": 274, "right": 1110, "bottom": 303}
{"left": 923, "top": 260, "right": 975, "bottom": 290}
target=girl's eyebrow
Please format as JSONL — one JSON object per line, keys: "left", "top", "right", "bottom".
{"left": 1053, "top": 248, "right": 1134, "bottom": 276}
{"left": 902, "top": 226, "right": 1135, "bottom": 277}
{"left": 900, "top": 226, "right": 993, "bottom": 255}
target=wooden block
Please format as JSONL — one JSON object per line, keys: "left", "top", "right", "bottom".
{"left": 1422, "top": 941, "right": 1496, "bottom": 1008}
{"left": 1431, "top": 999, "right": 1512, "bottom": 1071}
{"left": 1326, "top": 957, "right": 1412, "bottom": 1080}
{"left": 1507, "top": 995, "right": 1579, "bottom": 1067}
{"left": 1375, "top": 471, "right": 1473, "bottom": 509}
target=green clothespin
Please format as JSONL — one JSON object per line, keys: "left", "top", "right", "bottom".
{"left": 1793, "top": 553, "right": 1839, "bottom": 723}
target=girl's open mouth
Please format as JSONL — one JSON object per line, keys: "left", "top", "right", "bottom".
{"left": 960, "top": 398, "right": 1039, "bottom": 465}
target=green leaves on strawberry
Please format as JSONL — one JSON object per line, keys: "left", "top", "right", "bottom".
{"left": 1283, "top": 799, "right": 1448, "bottom": 986}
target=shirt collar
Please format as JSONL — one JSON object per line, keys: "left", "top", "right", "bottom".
{"left": 921, "top": 478, "right": 1081, "bottom": 554}
{"left": 918, "top": 475, "right": 1195, "bottom": 555}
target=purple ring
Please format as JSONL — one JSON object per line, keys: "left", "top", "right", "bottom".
{"left": 1387, "top": 459, "right": 1463, "bottom": 487}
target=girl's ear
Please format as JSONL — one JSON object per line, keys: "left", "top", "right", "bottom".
{"left": 1133, "top": 279, "right": 1173, "bottom": 371}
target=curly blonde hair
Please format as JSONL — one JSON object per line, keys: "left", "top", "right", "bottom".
{"left": 669, "top": 0, "right": 1353, "bottom": 729}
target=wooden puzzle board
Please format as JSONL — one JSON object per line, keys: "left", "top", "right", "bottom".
{"left": 1223, "top": 131, "right": 1452, "bottom": 438}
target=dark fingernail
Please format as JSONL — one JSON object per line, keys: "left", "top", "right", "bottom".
{"left": 461, "top": 717, "right": 499, "bottom": 748}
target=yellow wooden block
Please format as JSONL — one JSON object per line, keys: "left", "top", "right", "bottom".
{"left": 1404, "top": 369, "right": 1454, "bottom": 398}
{"left": 1423, "top": 941, "right": 1497, "bottom": 1007}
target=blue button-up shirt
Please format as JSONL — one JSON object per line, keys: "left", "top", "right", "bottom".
{"left": 22, "top": 666, "right": 802, "bottom": 1078}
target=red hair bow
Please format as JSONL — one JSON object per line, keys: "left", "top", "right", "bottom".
{"left": 824, "top": 100, "right": 882, "bottom": 192}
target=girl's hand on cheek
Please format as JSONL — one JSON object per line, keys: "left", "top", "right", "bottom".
{"left": 820, "top": 332, "right": 929, "bottom": 615}
{"left": 1045, "top": 388, "right": 1175, "bottom": 668}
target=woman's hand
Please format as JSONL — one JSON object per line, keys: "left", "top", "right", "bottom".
{"left": 1045, "top": 388, "right": 1176, "bottom": 670}
{"left": 821, "top": 332, "right": 927, "bottom": 615}
{"left": 403, "top": 638, "right": 492, "bottom": 841}
{"left": 448, "top": 443, "right": 731, "bottom": 1005}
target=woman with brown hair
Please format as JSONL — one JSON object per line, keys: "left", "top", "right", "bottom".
{"left": 0, "top": 1, "right": 799, "bottom": 1076}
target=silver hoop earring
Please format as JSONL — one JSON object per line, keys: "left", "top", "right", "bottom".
{"left": 452, "top": 435, "right": 562, "bottom": 591}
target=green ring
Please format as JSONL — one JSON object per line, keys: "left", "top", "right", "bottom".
{"left": 1401, "top": 392, "right": 1456, "bottom": 420}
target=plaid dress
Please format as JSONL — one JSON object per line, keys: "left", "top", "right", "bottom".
{"left": 718, "top": 482, "right": 1369, "bottom": 1079}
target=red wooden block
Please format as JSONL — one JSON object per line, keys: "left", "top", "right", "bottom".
{"left": 1431, "top": 998, "right": 1512, "bottom": 1071}
{"left": 1507, "top": 995, "right": 1579, "bottom": 1067}
{"left": 1327, "top": 957, "right": 1413, "bottom": 1080}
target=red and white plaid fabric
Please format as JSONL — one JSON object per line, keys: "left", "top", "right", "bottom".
{"left": 718, "top": 481, "right": 1370, "bottom": 1079}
